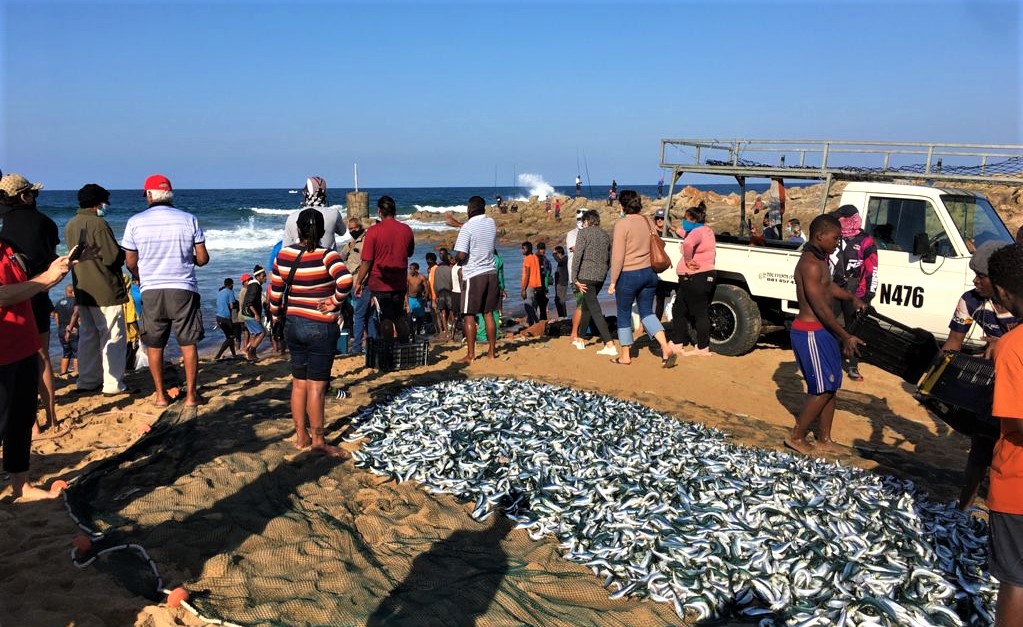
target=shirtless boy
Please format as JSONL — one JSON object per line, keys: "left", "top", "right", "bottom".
{"left": 788, "top": 214, "right": 865, "bottom": 454}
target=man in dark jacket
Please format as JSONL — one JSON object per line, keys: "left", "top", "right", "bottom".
{"left": 830, "top": 205, "right": 878, "bottom": 381}
{"left": 66, "top": 184, "right": 130, "bottom": 395}
{"left": 0, "top": 173, "right": 60, "bottom": 431}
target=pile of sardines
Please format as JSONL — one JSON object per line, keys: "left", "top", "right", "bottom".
{"left": 346, "top": 378, "right": 995, "bottom": 626}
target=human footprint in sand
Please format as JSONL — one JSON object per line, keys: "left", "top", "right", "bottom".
{"left": 269, "top": 208, "right": 353, "bottom": 457}
{"left": 786, "top": 214, "right": 865, "bottom": 455}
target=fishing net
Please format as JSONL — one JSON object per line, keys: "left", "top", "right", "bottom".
{"left": 706, "top": 156, "right": 1023, "bottom": 178}
{"left": 62, "top": 378, "right": 679, "bottom": 626}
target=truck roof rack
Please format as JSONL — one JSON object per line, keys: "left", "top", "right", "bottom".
{"left": 660, "top": 138, "right": 1023, "bottom": 186}
{"left": 657, "top": 138, "right": 1022, "bottom": 237}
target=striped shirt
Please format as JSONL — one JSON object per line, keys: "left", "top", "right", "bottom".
{"left": 268, "top": 245, "right": 353, "bottom": 323}
{"left": 121, "top": 204, "right": 205, "bottom": 293}
{"left": 453, "top": 214, "right": 497, "bottom": 279}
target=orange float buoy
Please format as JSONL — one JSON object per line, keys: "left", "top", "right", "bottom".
{"left": 50, "top": 480, "right": 69, "bottom": 493}
{"left": 167, "top": 586, "right": 189, "bottom": 608}
{"left": 72, "top": 534, "right": 92, "bottom": 554}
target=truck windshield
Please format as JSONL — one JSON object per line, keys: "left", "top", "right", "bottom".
{"left": 941, "top": 194, "right": 1014, "bottom": 251}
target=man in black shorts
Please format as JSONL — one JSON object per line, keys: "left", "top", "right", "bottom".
{"left": 451, "top": 196, "right": 499, "bottom": 362}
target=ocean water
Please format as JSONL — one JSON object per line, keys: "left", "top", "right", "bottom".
{"left": 34, "top": 179, "right": 766, "bottom": 356}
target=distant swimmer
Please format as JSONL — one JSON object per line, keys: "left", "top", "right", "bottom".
{"left": 282, "top": 176, "right": 346, "bottom": 251}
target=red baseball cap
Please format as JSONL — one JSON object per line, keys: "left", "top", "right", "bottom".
{"left": 241, "top": 273, "right": 252, "bottom": 283}
{"left": 143, "top": 174, "right": 172, "bottom": 191}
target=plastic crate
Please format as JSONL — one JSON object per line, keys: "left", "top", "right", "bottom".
{"left": 846, "top": 307, "right": 939, "bottom": 384}
{"left": 365, "top": 338, "right": 429, "bottom": 371}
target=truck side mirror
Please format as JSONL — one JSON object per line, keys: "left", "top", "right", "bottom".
{"left": 912, "top": 233, "right": 937, "bottom": 263}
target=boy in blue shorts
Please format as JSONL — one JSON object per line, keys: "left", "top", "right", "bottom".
{"left": 788, "top": 214, "right": 865, "bottom": 454}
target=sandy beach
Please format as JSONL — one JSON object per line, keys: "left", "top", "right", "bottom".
{"left": 0, "top": 322, "right": 974, "bottom": 626}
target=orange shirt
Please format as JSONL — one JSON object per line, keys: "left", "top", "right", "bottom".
{"left": 988, "top": 325, "right": 1023, "bottom": 514}
{"left": 522, "top": 254, "right": 542, "bottom": 289}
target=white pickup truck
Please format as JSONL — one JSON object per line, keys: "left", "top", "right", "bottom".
{"left": 657, "top": 139, "right": 1023, "bottom": 356}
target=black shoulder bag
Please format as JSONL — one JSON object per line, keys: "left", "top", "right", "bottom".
{"left": 272, "top": 249, "right": 305, "bottom": 340}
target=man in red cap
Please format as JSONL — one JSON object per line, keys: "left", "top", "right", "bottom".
{"left": 121, "top": 175, "right": 209, "bottom": 407}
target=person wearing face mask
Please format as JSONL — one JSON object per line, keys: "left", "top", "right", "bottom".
{"left": 565, "top": 208, "right": 586, "bottom": 345}
{"left": 339, "top": 216, "right": 374, "bottom": 353}
{"left": 0, "top": 173, "right": 61, "bottom": 432}
{"left": 667, "top": 204, "right": 717, "bottom": 357}
{"left": 829, "top": 204, "right": 878, "bottom": 382}
{"left": 786, "top": 218, "right": 805, "bottom": 245}
{"left": 65, "top": 183, "right": 130, "bottom": 397}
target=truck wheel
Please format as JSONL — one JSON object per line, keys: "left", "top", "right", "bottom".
{"left": 708, "top": 284, "right": 761, "bottom": 356}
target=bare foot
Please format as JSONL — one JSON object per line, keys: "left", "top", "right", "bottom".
{"left": 294, "top": 433, "right": 312, "bottom": 449}
{"left": 13, "top": 484, "right": 60, "bottom": 502}
{"left": 784, "top": 437, "right": 816, "bottom": 455}
{"left": 184, "top": 394, "right": 207, "bottom": 407}
{"left": 153, "top": 394, "right": 172, "bottom": 407}
{"left": 456, "top": 355, "right": 475, "bottom": 364}
{"left": 311, "top": 442, "right": 348, "bottom": 458}
{"left": 815, "top": 439, "right": 842, "bottom": 453}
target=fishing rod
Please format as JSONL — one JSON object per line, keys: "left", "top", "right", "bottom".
{"left": 583, "top": 153, "right": 592, "bottom": 198}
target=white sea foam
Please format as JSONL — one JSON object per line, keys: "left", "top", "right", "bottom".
{"left": 516, "top": 173, "right": 555, "bottom": 201}
{"left": 413, "top": 204, "right": 467, "bottom": 214}
{"left": 401, "top": 218, "right": 456, "bottom": 232}
{"left": 248, "top": 203, "right": 345, "bottom": 216}
{"left": 204, "top": 212, "right": 451, "bottom": 252}
{"left": 205, "top": 225, "right": 282, "bottom": 251}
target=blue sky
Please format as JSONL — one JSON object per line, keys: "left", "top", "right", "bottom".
{"left": 2, "top": 0, "right": 1020, "bottom": 189}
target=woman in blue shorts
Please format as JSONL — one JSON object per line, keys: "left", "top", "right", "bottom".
{"left": 268, "top": 209, "right": 353, "bottom": 457}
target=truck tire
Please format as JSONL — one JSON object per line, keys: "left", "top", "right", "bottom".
{"left": 708, "top": 284, "right": 761, "bottom": 356}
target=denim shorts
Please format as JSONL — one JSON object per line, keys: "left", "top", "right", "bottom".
{"left": 285, "top": 316, "right": 339, "bottom": 381}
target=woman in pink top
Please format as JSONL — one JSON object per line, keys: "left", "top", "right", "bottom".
{"left": 668, "top": 204, "right": 717, "bottom": 356}
{"left": 608, "top": 190, "right": 677, "bottom": 367}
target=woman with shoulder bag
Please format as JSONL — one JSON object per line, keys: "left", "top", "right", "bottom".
{"left": 268, "top": 209, "right": 353, "bottom": 456}
{"left": 608, "top": 190, "right": 677, "bottom": 367}
{"left": 668, "top": 204, "right": 717, "bottom": 357}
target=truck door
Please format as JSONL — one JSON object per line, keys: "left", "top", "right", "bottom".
{"left": 863, "top": 196, "right": 969, "bottom": 340}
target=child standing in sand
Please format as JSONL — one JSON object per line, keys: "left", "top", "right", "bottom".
{"left": 787, "top": 214, "right": 864, "bottom": 455}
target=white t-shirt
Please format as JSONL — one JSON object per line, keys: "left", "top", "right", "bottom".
{"left": 566, "top": 226, "right": 579, "bottom": 283}
{"left": 453, "top": 214, "right": 497, "bottom": 279}
{"left": 121, "top": 204, "right": 205, "bottom": 293}
{"left": 283, "top": 205, "right": 347, "bottom": 251}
